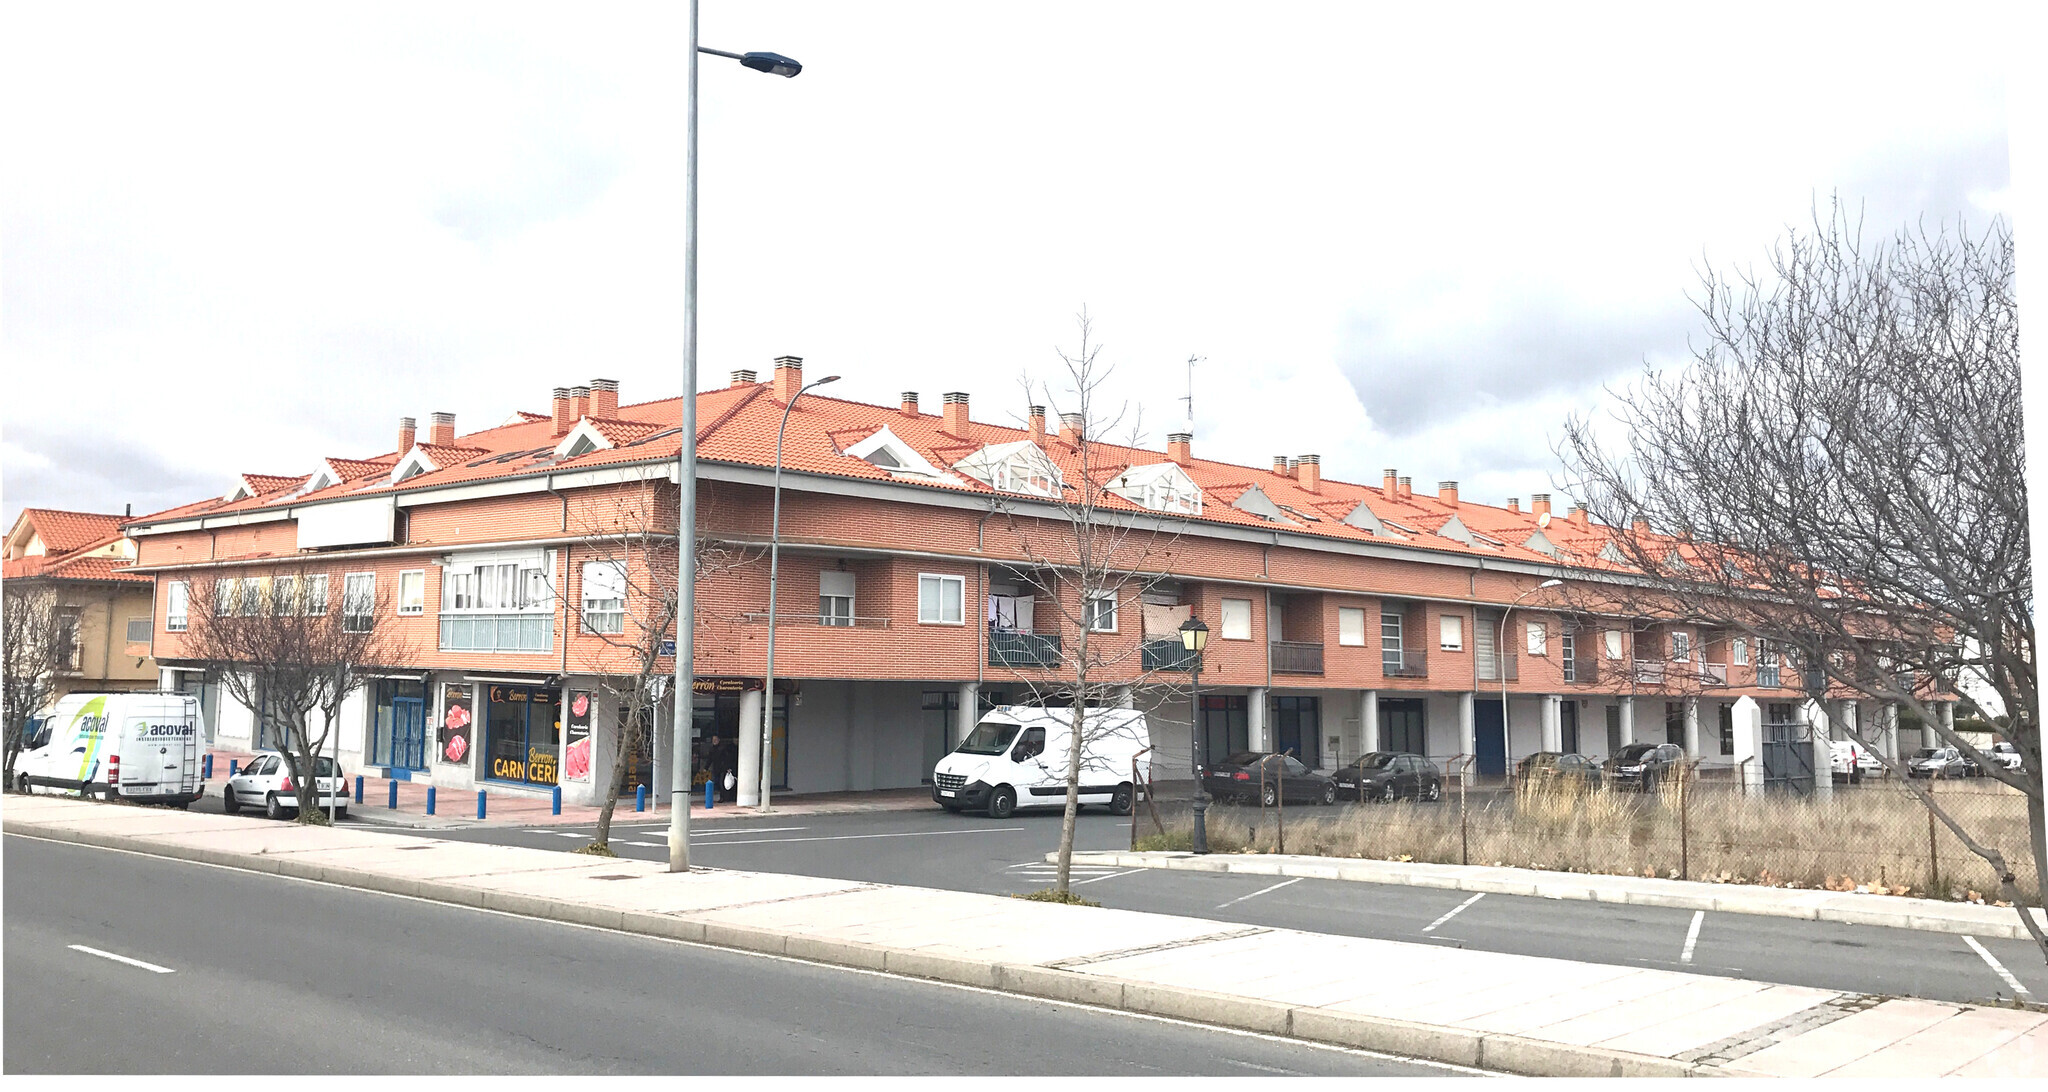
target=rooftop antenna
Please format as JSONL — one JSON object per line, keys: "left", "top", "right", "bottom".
{"left": 1181, "top": 354, "right": 1203, "bottom": 427}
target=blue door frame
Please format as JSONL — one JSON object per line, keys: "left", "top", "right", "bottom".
{"left": 1475, "top": 699, "right": 1507, "bottom": 776}
{"left": 392, "top": 697, "right": 426, "bottom": 775}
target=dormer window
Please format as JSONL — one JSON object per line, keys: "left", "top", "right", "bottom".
{"left": 951, "top": 439, "right": 1062, "bottom": 497}
{"left": 551, "top": 420, "right": 615, "bottom": 462}
{"left": 842, "top": 425, "right": 944, "bottom": 478}
{"left": 390, "top": 447, "right": 439, "bottom": 485}
{"left": 1108, "top": 463, "right": 1202, "bottom": 515}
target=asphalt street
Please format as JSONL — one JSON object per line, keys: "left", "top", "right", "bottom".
{"left": 2, "top": 834, "right": 1462, "bottom": 1076}
{"left": 385, "top": 801, "right": 2048, "bottom": 1007}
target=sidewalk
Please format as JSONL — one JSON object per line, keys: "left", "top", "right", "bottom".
{"left": 1065, "top": 849, "right": 2048, "bottom": 941}
{"left": 6, "top": 794, "right": 2043, "bottom": 1077}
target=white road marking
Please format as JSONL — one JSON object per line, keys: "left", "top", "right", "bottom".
{"left": 1216, "top": 877, "right": 1304, "bottom": 909}
{"left": 1068, "top": 868, "right": 1147, "bottom": 886}
{"left": 1681, "top": 910, "right": 1704, "bottom": 964}
{"left": 1422, "top": 893, "right": 1485, "bottom": 933}
{"left": 68, "top": 944, "right": 174, "bottom": 974}
{"left": 693, "top": 828, "right": 1026, "bottom": 846}
{"left": 550, "top": 831, "right": 585, "bottom": 838}
{"left": 1963, "top": 935, "right": 2034, "bottom": 998}
{"left": 624, "top": 841, "right": 663, "bottom": 848}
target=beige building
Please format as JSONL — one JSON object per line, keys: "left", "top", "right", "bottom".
{"left": 3, "top": 508, "right": 158, "bottom": 699}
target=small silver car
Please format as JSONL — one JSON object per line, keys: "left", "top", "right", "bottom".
{"left": 220, "top": 752, "right": 347, "bottom": 820}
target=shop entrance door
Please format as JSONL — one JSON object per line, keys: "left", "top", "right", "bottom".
{"left": 1475, "top": 699, "right": 1507, "bottom": 776}
{"left": 1273, "top": 696, "right": 1320, "bottom": 767}
{"left": 392, "top": 698, "right": 426, "bottom": 773}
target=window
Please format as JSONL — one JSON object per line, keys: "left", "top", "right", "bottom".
{"left": 819, "top": 571, "right": 855, "bottom": 627}
{"left": 1526, "top": 621, "right": 1547, "bottom": 656}
{"left": 56, "top": 607, "right": 82, "bottom": 670}
{"left": 1337, "top": 607, "right": 1366, "bottom": 647}
{"left": 438, "top": 552, "right": 554, "bottom": 652}
{"left": 1439, "top": 614, "right": 1463, "bottom": 651}
{"left": 1732, "top": 637, "right": 1750, "bottom": 666}
{"left": 581, "top": 561, "right": 626, "bottom": 634}
{"left": 1718, "top": 703, "right": 1734, "bottom": 756}
{"left": 1757, "top": 640, "right": 1781, "bottom": 688}
{"left": 238, "top": 578, "right": 263, "bottom": 617}
{"left": 1085, "top": 594, "right": 1117, "bottom": 633}
{"left": 397, "top": 570, "right": 425, "bottom": 615}
{"left": 166, "top": 581, "right": 190, "bottom": 632}
{"left": 215, "top": 577, "right": 238, "bottom": 616}
{"left": 1381, "top": 610, "right": 1404, "bottom": 672}
{"left": 1220, "top": 598, "right": 1252, "bottom": 640}
{"left": 1562, "top": 630, "right": 1577, "bottom": 682}
{"left": 124, "top": 618, "right": 151, "bottom": 644}
{"left": 343, "top": 573, "right": 375, "bottom": 632}
{"left": 918, "top": 574, "right": 964, "bottom": 625}
{"left": 1604, "top": 629, "right": 1623, "bottom": 660}
{"left": 1670, "top": 631, "right": 1691, "bottom": 661}
{"left": 273, "top": 573, "right": 298, "bottom": 614}
{"left": 304, "top": 573, "right": 329, "bottom": 615}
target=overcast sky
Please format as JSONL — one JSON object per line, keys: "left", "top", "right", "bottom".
{"left": 0, "top": 1, "right": 2022, "bottom": 531}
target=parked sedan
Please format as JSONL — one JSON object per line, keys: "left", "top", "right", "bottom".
{"left": 1907, "top": 747, "right": 1979, "bottom": 779}
{"left": 1514, "top": 751, "right": 1601, "bottom": 789}
{"left": 1989, "top": 742, "right": 2024, "bottom": 773}
{"left": 1201, "top": 752, "right": 1337, "bottom": 807}
{"left": 1333, "top": 752, "right": 1444, "bottom": 802}
{"left": 221, "top": 752, "right": 347, "bottom": 820}
{"left": 1603, "top": 743, "right": 1684, "bottom": 792}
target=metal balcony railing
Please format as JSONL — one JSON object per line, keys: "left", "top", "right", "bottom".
{"left": 989, "top": 628, "right": 1062, "bottom": 669}
{"left": 1141, "top": 639, "right": 1199, "bottom": 672}
{"left": 1270, "top": 640, "right": 1324, "bottom": 675}
{"left": 1633, "top": 659, "right": 1666, "bottom": 685}
{"left": 1564, "top": 655, "right": 1599, "bottom": 685}
{"left": 1478, "top": 650, "right": 1518, "bottom": 682}
{"left": 1382, "top": 646, "right": 1428, "bottom": 678}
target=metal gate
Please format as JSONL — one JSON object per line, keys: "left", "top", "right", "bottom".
{"left": 1762, "top": 712, "right": 1814, "bottom": 795}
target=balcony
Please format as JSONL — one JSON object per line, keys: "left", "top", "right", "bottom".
{"left": 1702, "top": 661, "right": 1729, "bottom": 686}
{"left": 740, "top": 611, "right": 892, "bottom": 628}
{"left": 1478, "top": 650, "right": 1518, "bottom": 682}
{"left": 1382, "top": 647, "right": 1429, "bottom": 678}
{"left": 440, "top": 612, "right": 552, "bottom": 653}
{"left": 1142, "top": 639, "right": 1199, "bottom": 673}
{"left": 1633, "top": 660, "right": 1666, "bottom": 686}
{"left": 1270, "top": 640, "right": 1324, "bottom": 676}
{"left": 989, "top": 627, "right": 1062, "bottom": 669}
{"left": 1564, "top": 655, "right": 1599, "bottom": 685}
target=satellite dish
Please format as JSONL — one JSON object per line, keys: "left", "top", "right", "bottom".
{"left": 1537, "top": 512, "right": 1552, "bottom": 528}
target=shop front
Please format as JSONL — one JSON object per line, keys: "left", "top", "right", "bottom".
{"left": 483, "top": 683, "right": 561, "bottom": 788}
{"left": 690, "top": 677, "right": 789, "bottom": 792}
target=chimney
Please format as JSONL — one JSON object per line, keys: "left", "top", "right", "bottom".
{"left": 569, "top": 385, "right": 590, "bottom": 419}
{"left": 428, "top": 411, "right": 455, "bottom": 447}
{"left": 398, "top": 416, "right": 417, "bottom": 452}
{"left": 1506, "top": 497, "right": 1520, "bottom": 513}
{"left": 1570, "top": 505, "right": 1589, "bottom": 526}
{"left": 1398, "top": 475, "right": 1412, "bottom": 498}
{"left": 1273, "top": 456, "right": 1290, "bottom": 477}
{"left": 1531, "top": 493, "right": 1552, "bottom": 519}
{"left": 1167, "top": 432, "right": 1192, "bottom": 466}
{"left": 1298, "top": 454, "right": 1321, "bottom": 493}
{"left": 1631, "top": 519, "right": 1651, "bottom": 538}
{"left": 900, "top": 392, "right": 919, "bottom": 416}
{"left": 1438, "top": 480, "right": 1459, "bottom": 505}
{"left": 1028, "top": 405, "right": 1047, "bottom": 445}
{"left": 590, "top": 378, "right": 618, "bottom": 419}
{"left": 773, "top": 356, "right": 804, "bottom": 402}
{"left": 730, "top": 369, "right": 757, "bottom": 387}
{"left": 550, "top": 389, "right": 571, "bottom": 436}
{"left": 1059, "top": 410, "right": 1085, "bottom": 442}
{"left": 944, "top": 392, "right": 972, "bottom": 435}
{"left": 1383, "top": 468, "right": 1398, "bottom": 498}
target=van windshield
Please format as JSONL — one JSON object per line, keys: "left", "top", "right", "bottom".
{"left": 956, "top": 721, "right": 1022, "bottom": 756}
{"left": 24, "top": 717, "right": 49, "bottom": 749}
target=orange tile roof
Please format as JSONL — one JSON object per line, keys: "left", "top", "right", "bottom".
{"left": 2, "top": 534, "right": 148, "bottom": 584}
{"left": 241, "top": 473, "right": 309, "bottom": 496}
{"left": 17, "top": 508, "right": 125, "bottom": 554}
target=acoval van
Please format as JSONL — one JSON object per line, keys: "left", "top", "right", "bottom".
{"left": 932, "top": 705, "right": 1150, "bottom": 819}
{"left": 17, "top": 691, "right": 205, "bottom": 807}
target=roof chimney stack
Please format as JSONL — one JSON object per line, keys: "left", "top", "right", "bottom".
{"left": 569, "top": 385, "right": 590, "bottom": 420}
{"left": 551, "top": 389, "right": 572, "bottom": 436}
{"left": 1059, "top": 410, "right": 1085, "bottom": 442}
{"left": 1028, "top": 405, "right": 1047, "bottom": 445}
{"left": 399, "top": 416, "right": 417, "bottom": 453}
{"left": 773, "top": 356, "right": 804, "bottom": 402}
{"left": 1273, "top": 456, "right": 1291, "bottom": 477}
{"left": 1167, "top": 432, "right": 1192, "bottom": 466}
{"left": 1383, "top": 468, "right": 1399, "bottom": 498}
{"left": 429, "top": 411, "right": 455, "bottom": 447}
{"left": 1506, "top": 497, "right": 1520, "bottom": 513}
{"left": 1531, "top": 493, "right": 1552, "bottom": 519}
{"left": 1438, "top": 480, "right": 1459, "bottom": 505}
{"left": 730, "top": 369, "right": 757, "bottom": 387}
{"left": 900, "top": 392, "right": 919, "bottom": 416}
{"left": 1298, "top": 455, "right": 1321, "bottom": 493}
{"left": 1398, "top": 475, "right": 1412, "bottom": 498}
{"left": 590, "top": 378, "right": 618, "bottom": 419}
{"left": 1631, "top": 518, "right": 1651, "bottom": 538}
{"left": 1570, "top": 504, "right": 1589, "bottom": 527}
{"left": 944, "top": 392, "right": 972, "bottom": 435}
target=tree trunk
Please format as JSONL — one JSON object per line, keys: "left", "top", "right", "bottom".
{"left": 291, "top": 710, "right": 330, "bottom": 826}
{"left": 592, "top": 707, "right": 641, "bottom": 849}
{"left": 1054, "top": 675, "right": 1088, "bottom": 895}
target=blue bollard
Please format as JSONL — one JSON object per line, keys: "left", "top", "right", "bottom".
{"left": 551, "top": 785, "right": 561, "bottom": 815}
{"left": 203, "top": 754, "right": 214, "bottom": 779}
{"left": 228, "top": 759, "right": 239, "bottom": 778}
{"left": 705, "top": 778, "right": 715, "bottom": 810}
{"left": 388, "top": 779, "right": 399, "bottom": 809}
{"left": 354, "top": 775, "right": 364, "bottom": 804}
{"left": 635, "top": 784, "right": 647, "bottom": 812}
{"left": 426, "top": 786, "right": 436, "bottom": 815}
{"left": 476, "top": 790, "right": 486, "bottom": 820}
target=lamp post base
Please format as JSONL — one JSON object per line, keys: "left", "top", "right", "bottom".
{"left": 1191, "top": 792, "right": 1210, "bottom": 854}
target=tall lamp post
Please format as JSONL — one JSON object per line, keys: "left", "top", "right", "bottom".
{"left": 756, "top": 373, "right": 839, "bottom": 811}
{"left": 667, "top": 1, "right": 801, "bottom": 872}
{"left": 1498, "top": 578, "right": 1565, "bottom": 775}
{"left": 1179, "top": 616, "right": 1210, "bottom": 854}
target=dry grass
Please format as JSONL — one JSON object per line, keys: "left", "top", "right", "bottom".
{"left": 1013, "top": 888, "right": 1102, "bottom": 906}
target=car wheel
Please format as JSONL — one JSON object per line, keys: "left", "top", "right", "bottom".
{"left": 1109, "top": 783, "right": 1134, "bottom": 815}
{"left": 1425, "top": 780, "right": 1442, "bottom": 803}
{"left": 1320, "top": 782, "right": 1337, "bottom": 807}
{"left": 221, "top": 787, "right": 237, "bottom": 815}
{"left": 1260, "top": 783, "right": 1279, "bottom": 808}
{"left": 1381, "top": 781, "right": 1398, "bottom": 804}
{"left": 987, "top": 784, "right": 1017, "bottom": 820}
{"left": 264, "top": 792, "right": 287, "bottom": 821}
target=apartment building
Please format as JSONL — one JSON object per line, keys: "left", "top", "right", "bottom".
{"left": 122, "top": 359, "right": 1955, "bottom": 804}
{"left": 3, "top": 508, "right": 160, "bottom": 701}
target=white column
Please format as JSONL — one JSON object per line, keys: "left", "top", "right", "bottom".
{"left": 1932, "top": 701, "right": 1952, "bottom": 748}
{"left": 1682, "top": 696, "right": 1700, "bottom": 758}
{"left": 1732, "top": 695, "right": 1763, "bottom": 795}
{"left": 736, "top": 688, "right": 764, "bottom": 808}
{"left": 1803, "top": 699, "right": 1833, "bottom": 802}
{"left": 1882, "top": 702, "right": 1899, "bottom": 761}
{"left": 956, "top": 683, "right": 979, "bottom": 746}
{"left": 1837, "top": 699, "right": 1858, "bottom": 743}
{"left": 1247, "top": 687, "right": 1268, "bottom": 751}
{"left": 1114, "top": 685, "right": 1134, "bottom": 710}
{"left": 1360, "top": 690, "right": 1380, "bottom": 755}
{"left": 1541, "top": 695, "right": 1562, "bottom": 753}
{"left": 1617, "top": 696, "right": 1635, "bottom": 747}
{"left": 1457, "top": 692, "right": 1476, "bottom": 786}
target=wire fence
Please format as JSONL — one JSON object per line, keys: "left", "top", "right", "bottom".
{"left": 1139, "top": 767, "right": 2039, "bottom": 904}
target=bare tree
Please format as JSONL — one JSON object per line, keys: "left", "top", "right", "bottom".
{"left": 988, "top": 311, "right": 1195, "bottom": 898}
{"left": 1556, "top": 203, "right": 2043, "bottom": 958}
{"left": 183, "top": 569, "right": 413, "bottom": 824}
{"left": 3, "top": 583, "right": 71, "bottom": 789}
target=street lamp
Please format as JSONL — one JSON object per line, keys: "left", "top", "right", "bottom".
{"left": 667, "top": 2, "right": 803, "bottom": 872}
{"left": 1498, "top": 578, "right": 1566, "bottom": 778}
{"left": 1179, "top": 615, "right": 1210, "bottom": 854}
{"left": 756, "top": 373, "right": 839, "bottom": 811}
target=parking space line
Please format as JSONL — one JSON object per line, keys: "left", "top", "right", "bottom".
{"left": 1422, "top": 893, "right": 1484, "bottom": 933}
{"left": 68, "top": 944, "right": 174, "bottom": 974}
{"left": 1963, "top": 935, "right": 2034, "bottom": 998}
{"left": 623, "top": 841, "right": 663, "bottom": 848}
{"left": 1069, "top": 869, "right": 1147, "bottom": 886}
{"left": 1681, "top": 910, "right": 1704, "bottom": 963}
{"left": 1216, "top": 877, "right": 1303, "bottom": 909}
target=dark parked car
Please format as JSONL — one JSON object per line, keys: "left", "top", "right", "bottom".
{"left": 1333, "top": 751, "right": 1444, "bottom": 802}
{"left": 1201, "top": 752, "right": 1336, "bottom": 807}
{"left": 1514, "top": 751, "right": 1601, "bottom": 789}
{"left": 1603, "top": 743, "right": 1684, "bottom": 792}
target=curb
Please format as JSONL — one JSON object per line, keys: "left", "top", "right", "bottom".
{"left": 1062, "top": 850, "right": 2048, "bottom": 940}
{"left": 3, "top": 811, "right": 1709, "bottom": 1078}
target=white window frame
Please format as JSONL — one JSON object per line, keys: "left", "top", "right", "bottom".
{"left": 166, "top": 580, "right": 190, "bottom": 632}
{"left": 272, "top": 573, "right": 298, "bottom": 615}
{"left": 396, "top": 569, "right": 426, "bottom": 616}
{"left": 343, "top": 572, "right": 376, "bottom": 633}
{"left": 124, "top": 617, "right": 152, "bottom": 645}
{"left": 917, "top": 574, "right": 965, "bottom": 625}
{"left": 1732, "top": 636, "right": 1750, "bottom": 666}
{"left": 1085, "top": 593, "right": 1118, "bottom": 633}
{"left": 819, "top": 570, "right": 855, "bottom": 627}
{"left": 1604, "top": 629, "right": 1623, "bottom": 660}
{"left": 1526, "top": 620, "right": 1548, "bottom": 656}
{"left": 1337, "top": 606, "right": 1366, "bottom": 647}
{"left": 581, "top": 560, "right": 627, "bottom": 634}
{"left": 1220, "top": 597, "right": 1252, "bottom": 640}
{"left": 1670, "top": 631, "right": 1691, "bottom": 662}
{"left": 304, "top": 573, "right": 329, "bottom": 616}
{"left": 1439, "top": 614, "right": 1463, "bottom": 651}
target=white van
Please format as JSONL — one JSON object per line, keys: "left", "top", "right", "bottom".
{"left": 932, "top": 706, "right": 1150, "bottom": 819}
{"left": 17, "top": 691, "right": 205, "bottom": 807}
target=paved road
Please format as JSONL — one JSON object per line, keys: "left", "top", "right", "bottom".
{"left": 383, "top": 802, "right": 2048, "bottom": 1007}
{"left": 2, "top": 834, "right": 1460, "bottom": 1076}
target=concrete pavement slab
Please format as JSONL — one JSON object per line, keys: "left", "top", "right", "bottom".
{"left": 1462, "top": 969, "right": 1695, "bottom": 1037}
{"left": 146, "top": 824, "right": 401, "bottom": 858}
{"left": 1723, "top": 997, "right": 1964, "bottom": 1077}
{"left": 1534, "top": 976, "right": 1772, "bottom": 1046}
{"left": 1945, "top": 1019, "right": 2048, "bottom": 1077}
{"left": 1598, "top": 982, "right": 1839, "bottom": 1057}
{"left": 1823, "top": 1004, "right": 2048, "bottom": 1077}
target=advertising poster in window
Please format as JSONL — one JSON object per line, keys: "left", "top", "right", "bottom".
{"left": 563, "top": 689, "right": 593, "bottom": 782}
{"left": 440, "top": 684, "right": 473, "bottom": 765}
